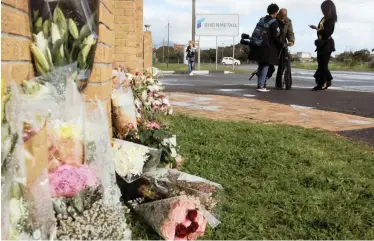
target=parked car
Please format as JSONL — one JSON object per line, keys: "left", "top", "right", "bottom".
{"left": 222, "top": 57, "right": 241, "bottom": 65}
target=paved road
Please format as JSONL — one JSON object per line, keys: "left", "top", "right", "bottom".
{"left": 162, "top": 69, "right": 374, "bottom": 147}
{"left": 162, "top": 69, "right": 374, "bottom": 118}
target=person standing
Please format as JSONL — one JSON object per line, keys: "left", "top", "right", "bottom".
{"left": 248, "top": 3, "right": 284, "bottom": 92}
{"left": 186, "top": 41, "right": 196, "bottom": 76}
{"left": 309, "top": 0, "right": 337, "bottom": 91}
{"left": 275, "top": 8, "right": 295, "bottom": 90}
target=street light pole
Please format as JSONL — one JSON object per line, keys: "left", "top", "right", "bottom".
{"left": 192, "top": 0, "right": 196, "bottom": 43}
{"left": 166, "top": 21, "right": 171, "bottom": 68}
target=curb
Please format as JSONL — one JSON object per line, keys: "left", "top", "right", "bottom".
{"left": 161, "top": 70, "right": 235, "bottom": 75}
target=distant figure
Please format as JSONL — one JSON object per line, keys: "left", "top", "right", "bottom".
{"left": 275, "top": 8, "right": 295, "bottom": 90}
{"left": 248, "top": 3, "right": 284, "bottom": 92}
{"left": 309, "top": 0, "right": 337, "bottom": 91}
{"left": 186, "top": 41, "right": 196, "bottom": 76}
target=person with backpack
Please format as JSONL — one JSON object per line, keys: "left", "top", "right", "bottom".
{"left": 248, "top": 3, "right": 285, "bottom": 92}
{"left": 186, "top": 41, "right": 196, "bottom": 76}
{"left": 275, "top": 8, "right": 295, "bottom": 90}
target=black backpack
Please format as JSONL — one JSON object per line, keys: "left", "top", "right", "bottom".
{"left": 250, "top": 17, "right": 277, "bottom": 47}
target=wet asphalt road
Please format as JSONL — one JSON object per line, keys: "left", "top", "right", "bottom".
{"left": 161, "top": 69, "right": 374, "bottom": 147}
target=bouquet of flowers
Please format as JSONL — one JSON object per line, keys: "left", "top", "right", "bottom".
{"left": 54, "top": 187, "right": 131, "bottom": 240}
{"left": 29, "top": 0, "right": 98, "bottom": 91}
{"left": 134, "top": 195, "right": 219, "bottom": 240}
{"left": 112, "top": 139, "right": 161, "bottom": 183}
{"left": 126, "top": 68, "right": 173, "bottom": 117}
{"left": 139, "top": 169, "right": 223, "bottom": 212}
{"left": 112, "top": 86, "right": 138, "bottom": 139}
{"left": 124, "top": 119, "right": 179, "bottom": 167}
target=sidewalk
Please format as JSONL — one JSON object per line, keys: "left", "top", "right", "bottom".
{"left": 168, "top": 92, "right": 374, "bottom": 133}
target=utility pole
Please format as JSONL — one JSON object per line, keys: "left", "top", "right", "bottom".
{"left": 192, "top": 0, "right": 196, "bottom": 43}
{"left": 162, "top": 39, "right": 165, "bottom": 63}
{"left": 166, "top": 21, "right": 171, "bottom": 68}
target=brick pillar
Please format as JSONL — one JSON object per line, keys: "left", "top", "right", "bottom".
{"left": 82, "top": 0, "right": 115, "bottom": 134}
{"left": 1, "top": 1, "right": 34, "bottom": 85}
{"left": 114, "top": 0, "right": 138, "bottom": 73}
{"left": 135, "top": 0, "right": 144, "bottom": 71}
{"left": 143, "top": 31, "right": 153, "bottom": 69}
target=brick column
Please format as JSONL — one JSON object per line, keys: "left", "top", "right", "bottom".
{"left": 1, "top": 1, "right": 34, "bottom": 85}
{"left": 143, "top": 31, "right": 153, "bottom": 69}
{"left": 135, "top": 0, "right": 144, "bottom": 71}
{"left": 114, "top": 0, "right": 137, "bottom": 72}
{"left": 82, "top": 0, "right": 115, "bottom": 134}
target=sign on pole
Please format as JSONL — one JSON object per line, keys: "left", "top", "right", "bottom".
{"left": 195, "top": 14, "right": 239, "bottom": 36}
{"left": 196, "top": 14, "right": 239, "bottom": 70}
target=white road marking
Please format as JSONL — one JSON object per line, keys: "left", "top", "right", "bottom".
{"left": 290, "top": 105, "right": 315, "bottom": 109}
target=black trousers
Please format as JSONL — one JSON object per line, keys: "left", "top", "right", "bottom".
{"left": 275, "top": 49, "right": 292, "bottom": 88}
{"left": 314, "top": 51, "right": 333, "bottom": 86}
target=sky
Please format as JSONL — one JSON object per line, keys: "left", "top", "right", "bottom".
{"left": 144, "top": 0, "right": 374, "bottom": 56}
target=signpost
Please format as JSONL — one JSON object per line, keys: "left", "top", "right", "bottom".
{"left": 195, "top": 14, "right": 239, "bottom": 71}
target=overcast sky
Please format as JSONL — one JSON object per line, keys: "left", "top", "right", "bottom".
{"left": 144, "top": 0, "right": 374, "bottom": 56}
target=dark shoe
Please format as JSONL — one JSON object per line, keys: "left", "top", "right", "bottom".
{"left": 275, "top": 86, "right": 284, "bottom": 90}
{"left": 312, "top": 85, "right": 323, "bottom": 91}
{"left": 285, "top": 86, "right": 292, "bottom": 90}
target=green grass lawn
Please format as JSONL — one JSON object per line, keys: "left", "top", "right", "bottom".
{"left": 154, "top": 63, "right": 374, "bottom": 73}
{"left": 292, "top": 62, "right": 374, "bottom": 72}
{"left": 130, "top": 115, "right": 374, "bottom": 240}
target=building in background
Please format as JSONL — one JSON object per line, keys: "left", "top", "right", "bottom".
{"left": 296, "top": 52, "right": 313, "bottom": 62}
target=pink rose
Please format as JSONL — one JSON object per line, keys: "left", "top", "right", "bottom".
{"left": 160, "top": 220, "right": 176, "bottom": 240}
{"left": 178, "top": 200, "right": 196, "bottom": 211}
{"left": 175, "top": 237, "right": 187, "bottom": 241}
{"left": 148, "top": 92, "right": 154, "bottom": 97}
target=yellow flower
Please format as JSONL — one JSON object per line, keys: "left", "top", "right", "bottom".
{"left": 57, "top": 123, "right": 82, "bottom": 139}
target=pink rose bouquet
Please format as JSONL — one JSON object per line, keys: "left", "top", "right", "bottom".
{"left": 48, "top": 164, "right": 98, "bottom": 197}
{"left": 134, "top": 196, "right": 214, "bottom": 240}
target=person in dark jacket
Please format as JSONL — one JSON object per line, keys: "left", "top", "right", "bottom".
{"left": 186, "top": 41, "right": 196, "bottom": 76}
{"left": 275, "top": 8, "right": 295, "bottom": 90}
{"left": 248, "top": 3, "right": 284, "bottom": 92}
{"left": 309, "top": 0, "right": 337, "bottom": 91}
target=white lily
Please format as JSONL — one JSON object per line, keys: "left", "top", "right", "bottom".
{"left": 51, "top": 23, "right": 64, "bottom": 58}
{"left": 162, "top": 98, "right": 170, "bottom": 105}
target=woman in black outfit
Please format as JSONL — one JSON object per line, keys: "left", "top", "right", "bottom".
{"left": 309, "top": 0, "right": 337, "bottom": 91}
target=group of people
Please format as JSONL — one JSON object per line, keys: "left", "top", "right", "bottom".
{"left": 246, "top": 0, "right": 337, "bottom": 92}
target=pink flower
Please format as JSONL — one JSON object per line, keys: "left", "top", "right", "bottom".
{"left": 127, "top": 123, "right": 135, "bottom": 130}
{"left": 147, "top": 121, "right": 160, "bottom": 130}
{"left": 148, "top": 92, "right": 154, "bottom": 97}
{"left": 160, "top": 220, "right": 176, "bottom": 240}
{"left": 153, "top": 106, "right": 160, "bottom": 110}
{"left": 49, "top": 164, "right": 97, "bottom": 197}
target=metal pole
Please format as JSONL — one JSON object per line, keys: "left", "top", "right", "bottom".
{"left": 192, "top": 0, "right": 196, "bottom": 43}
{"left": 198, "top": 36, "right": 201, "bottom": 70}
{"left": 167, "top": 22, "right": 170, "bottom": 68}
{"left": 162, "top": 39, "right": 165, "bottom": 63}
{"left": 232, "top": 37, "right": 235, "bottom": 70}
{"left": 215, "top": 36, "right": 218, "bottom": 70}
{"left": 221, "top": 44, "right": 223, "bottom": 62}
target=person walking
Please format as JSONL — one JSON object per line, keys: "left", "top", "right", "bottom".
{"left": 275, "top": 8, "right": 295, "bottom": 90}
{"left": 309, "top": 0, "right": 337, "bottom": 91}
{"left": 186, "top": 41, "right": 196, "bottom": 76}
{"left": 248, "top": 3, "right": 284, "bottom": 92}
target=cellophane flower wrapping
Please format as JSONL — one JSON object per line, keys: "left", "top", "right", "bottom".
{"left": 85, "top": 100, "right": 121, "bottom": 206}
{"left": 112, "top": 86, "right": 138, "bottom": 139}
{"left": 112, "top": 138, "right": 161, "bottom": 183}
{"left": 141, "top": 169, "right": 223, "bottom": 218}
{"left": 134, "top": 195, "right": 218, "bottom": 240}
{"left": 2, "top": 82, "right": 56, "bottom": 240}
{"left": 29, "top": 0, "right": 98, "bottom": 92}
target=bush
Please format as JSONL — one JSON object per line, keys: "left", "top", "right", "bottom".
{"left": 369, "top": 61, "right": 374, "bottom": 69}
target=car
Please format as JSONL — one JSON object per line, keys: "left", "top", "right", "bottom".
{"left": 222, "top": 57, "right": 241, "bottom": 65}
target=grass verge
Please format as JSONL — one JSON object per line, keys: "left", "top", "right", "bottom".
{"left": 130, "top": 115, "right": 374, "bottom": 240}
{"left": 154, "top": 63, "right": 374, "bottom": 73}
{"left": 292, "top": 62, "right": 373, "bottom": 72}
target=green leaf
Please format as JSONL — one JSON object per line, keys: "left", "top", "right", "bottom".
{"left": 51, "top": 39, "right": 63, "bottom": 62}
